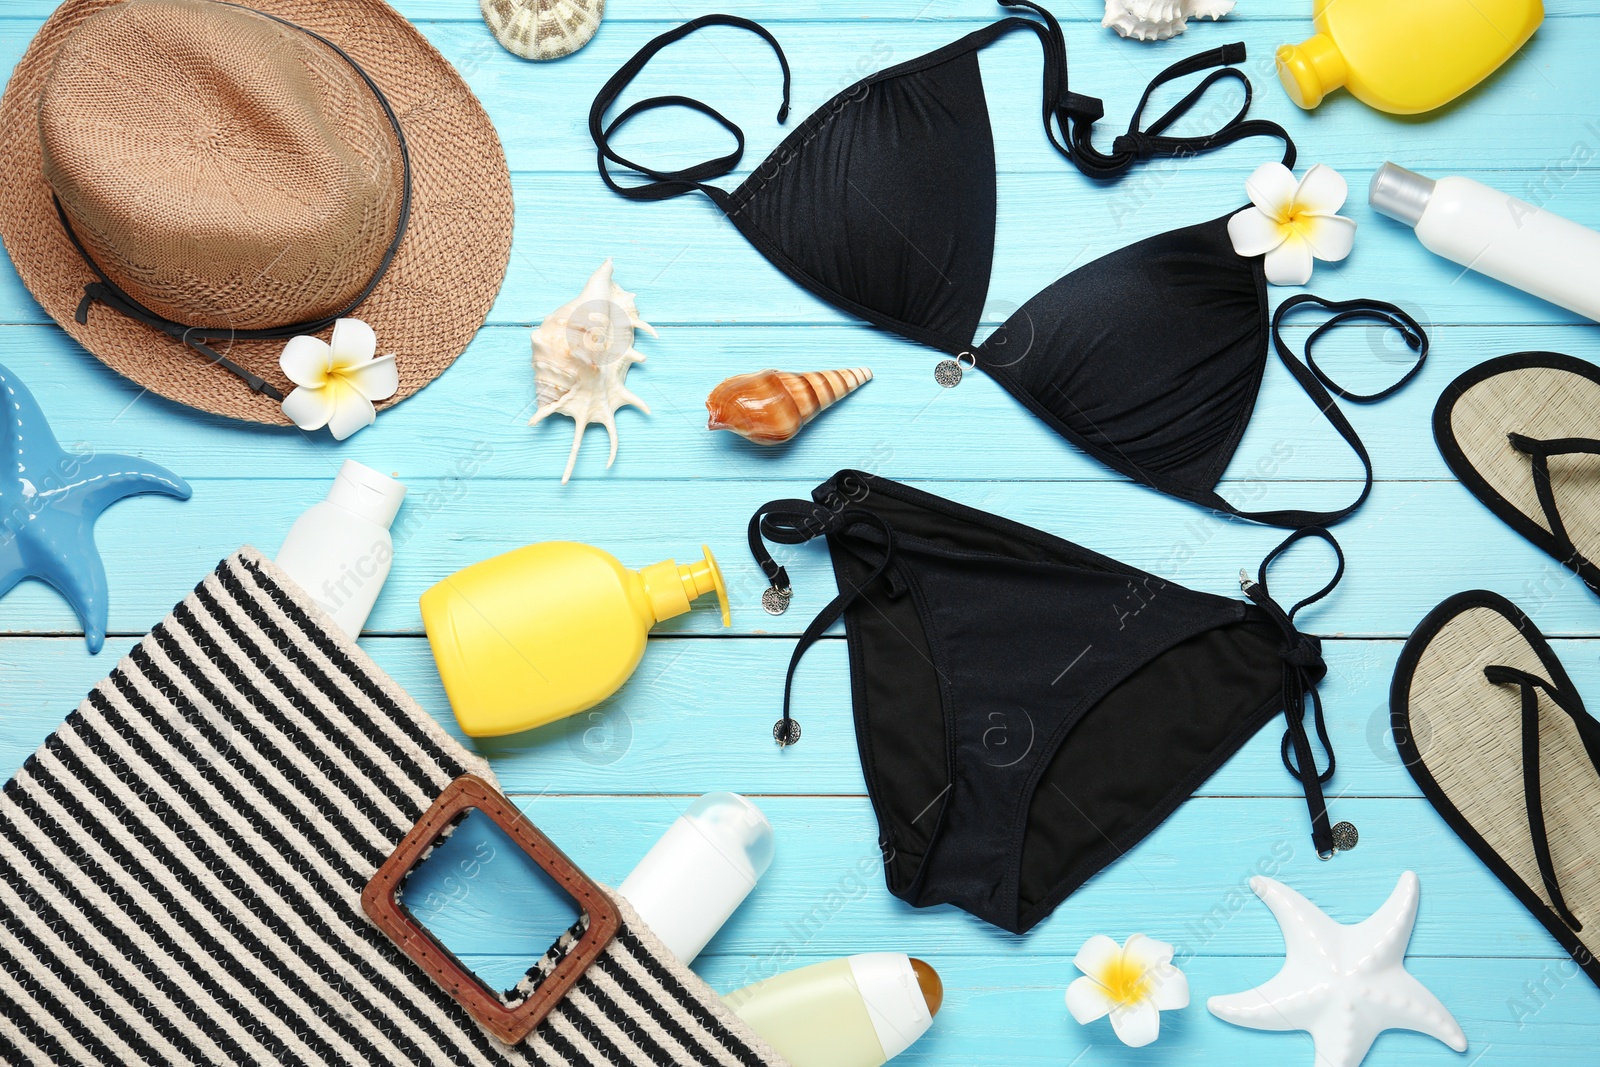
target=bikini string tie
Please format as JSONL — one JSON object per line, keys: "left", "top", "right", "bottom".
{"left": 748, "top": 489, "right": 895, "bottom": 747}
{"left": 1217, "top": 294, "right": 1428, "bottom": 528}
{"left": 997, "top": 0, "right": 1296, "bottom": 180}
{"left": 589, "top": 13, "right": 792, "bottom": 202}
{"left": 1240, "top": 527, "right": 1346, "bottom": 859}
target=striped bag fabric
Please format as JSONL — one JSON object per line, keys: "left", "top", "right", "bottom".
{"left": 0, "top": 548, "right": 788, "bottom": 1067}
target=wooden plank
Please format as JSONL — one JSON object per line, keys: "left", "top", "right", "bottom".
{"left": 381, "top": 793, "right": 1572, "bottom": 962}
{"left": 4, "top": 1, "right": 1595, "bottom": 21}
{"left": 0, "top": 634, "right": 1431, "bottom": 798}
{"left": 485, "top": 171, "right": 1600, "bottom": 330}
{"left": 457, "top": 16, "right": 1597, "bottom": 177}
{"left": 440, "top": 953, "right": 1599, "bottom": 1066}
{"left": 869, "top": 953, "right": 1599, "bottom": 1066}
{"left": 6, "top": 166, "right": 1600, "bottom": 330}
{"left": 0, "top": 476, "right": 1592, "bottom": 638}
{"left": 14, "top": 634, "right": 1600, "bottom": 804}
{"left": 0, "top": 8, "right": 1589, "bottom": 182}
{"left": 1, "top": 321, "right": 1593, "bottom": 484}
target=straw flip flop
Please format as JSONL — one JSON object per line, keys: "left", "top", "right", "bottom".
{"left": 1392, "top": 591, "right": 1600, "bottom": 987}
{"left": 1434, "top": 353, "right": 1600, "bottom": 594}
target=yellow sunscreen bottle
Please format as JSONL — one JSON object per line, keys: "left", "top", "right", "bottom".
{"left": 1276, "top": 0, "right": 1543, "bottom": 114}
{"left": 420, "top": 541, "right": 730, "bottom": 737}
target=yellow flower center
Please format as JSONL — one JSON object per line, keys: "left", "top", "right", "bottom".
{"left": 1099, "top": 955, "right": 1150, "bottom": 1006}
{"left": 1279, "top": 200, "right": 1315, "bottom": 234}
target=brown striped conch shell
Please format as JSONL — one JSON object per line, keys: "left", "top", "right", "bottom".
{"left": 481, "top": 0, "right": 604, "bottom": 61}
{"left": 705, "top": 368, "right": 872, "bottom": 445}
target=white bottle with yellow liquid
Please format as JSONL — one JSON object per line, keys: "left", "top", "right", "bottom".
{"left": 724, "top": 954, "right": 943, "bottom": 1067}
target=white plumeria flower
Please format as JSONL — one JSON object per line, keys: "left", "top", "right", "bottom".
{"left": 1064, "top": 933, "right": 1189, "bottom": 1048}
{"left": 279, "top": 318, "right": 399, "bottom": 441}
{"left": 1228, "top": 162, "right": 1357, "bottom": 286}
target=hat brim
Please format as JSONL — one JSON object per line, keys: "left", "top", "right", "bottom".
{"left": 0, "top": 0, "right": 513, "bottom": 425}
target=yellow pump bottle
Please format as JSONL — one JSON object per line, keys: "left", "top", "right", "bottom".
{"left": 1276, "top": 0, "right": 1543, "bottom": 115}
{"left": 420, "top": 542, "right": 730, "bottom": 737}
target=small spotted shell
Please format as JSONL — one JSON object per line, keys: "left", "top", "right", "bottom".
{"left": 481, "top": 0, "right": 604, "bottom": 61}
{"left": 706, "top": 368, "right": 872, "bottom": 445}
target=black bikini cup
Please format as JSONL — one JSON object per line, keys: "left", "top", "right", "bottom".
{"left": 979, "top": 214, "right": 1267, "bottom": 507}
{"left": 722, "top": 48, "right": 998, "bottom": 354}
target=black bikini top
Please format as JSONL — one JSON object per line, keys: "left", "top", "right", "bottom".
{"left": 592, "top": 2, "right": 1428, "bottom": 528}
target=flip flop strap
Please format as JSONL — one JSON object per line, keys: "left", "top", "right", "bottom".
{"left": 1506, "top": 433, "right": 1600, "bottom": 575}
{"left": 1483, "top": 664, "right": 1600, "bottom": 932}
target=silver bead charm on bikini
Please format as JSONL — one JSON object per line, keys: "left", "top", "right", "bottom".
{"left": 935, "top": 352, "right": 976, "bottom": 387}
{"left": 761, "top": 586, "right": 792, "bottom": 615}
{"left": 1330, "top": 821, "right": 1359, "bottom": 854}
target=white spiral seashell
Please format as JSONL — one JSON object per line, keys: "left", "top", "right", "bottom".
{"left": 1102, "top": 0, "right": 1234, "bottom": 41}
{"left": 528, "top": 259, "right": 657, "bottom": 483}
{"left": 481, "top": 0, "right": 604, "bottom": 61}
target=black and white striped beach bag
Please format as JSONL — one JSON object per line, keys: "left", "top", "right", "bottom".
{"left": 0, "top": 548, "right": 787, "bottom": 1067}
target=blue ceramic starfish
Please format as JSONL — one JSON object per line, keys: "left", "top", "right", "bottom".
{"left": 0, "top": 362, "right": 190, "bottom": 653}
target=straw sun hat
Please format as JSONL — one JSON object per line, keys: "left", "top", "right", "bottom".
{"left": 0, "top": 0, "right": 514, "bottom": 424}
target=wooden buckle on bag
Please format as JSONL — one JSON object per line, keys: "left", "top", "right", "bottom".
{"left": 362, "top": 775, "right": 620, "bottom": 1044}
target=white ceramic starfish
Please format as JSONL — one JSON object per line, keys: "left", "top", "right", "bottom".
{"left": 1207, "top": 872, "right": 1467, "bottom": 1067}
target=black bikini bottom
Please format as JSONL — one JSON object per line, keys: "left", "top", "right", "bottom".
{"left": 749, "top": 472, "right": 1344, "bottom": 933}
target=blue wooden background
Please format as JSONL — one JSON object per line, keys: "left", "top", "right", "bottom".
{"left": 3, "top": 0, "right": 1599, "bottom": 1063}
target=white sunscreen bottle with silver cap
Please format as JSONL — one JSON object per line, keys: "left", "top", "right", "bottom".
{"left": 275, "top": 460, "right": 406, "bottom": 638}
{"left": 618, "top": 792, "right": 775, "bottom": 964}
{"left": 1369, "top": 162, "right": 1600, "bottom": 323}
{"left": 722, "top": 953, "right": 943, "bottom": 1067}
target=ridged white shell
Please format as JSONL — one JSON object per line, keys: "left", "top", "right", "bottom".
{"left": 528, "top": 259, "right": 656, "bottom": 483}
{"left": 1103, "top": 0, "right": 1234, "bottom": 41}
{"left": 481, "top": 0, "right": 604, "bottom": 61}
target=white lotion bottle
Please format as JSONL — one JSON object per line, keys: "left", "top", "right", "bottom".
{"left": 618, "top": 792, "right": 775, "bottom": 964}
{"left": 275, "top": 460, "right": 406, "bottom": 639}
{"left": 722, "top": 953, "right": 942, "bottom": 1067}
{"left": 1370, "top": 162, "right": 1600, "bottom": 322}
